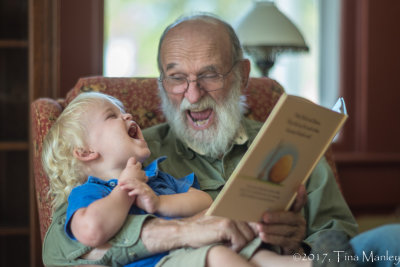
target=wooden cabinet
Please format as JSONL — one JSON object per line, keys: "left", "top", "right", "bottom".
{"left": 0, "top": 0, "right": 31, "bottom": 266}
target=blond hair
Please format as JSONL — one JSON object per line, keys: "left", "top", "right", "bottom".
{"left": 42, "top": 92, "right": 125, "bottom": 210}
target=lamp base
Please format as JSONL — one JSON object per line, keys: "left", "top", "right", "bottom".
{"left": 244, "top": 46, "right": 277, "bottom": 77}
{"left": 244, "top": 44, "right": 308, "bottom": 77}
{"left": 255, "top": 58, "right": 275, "bottom": 77}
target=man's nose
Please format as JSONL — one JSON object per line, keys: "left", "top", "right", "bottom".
{"left": 184, "top": 80, "right": 205, "bottom": 104}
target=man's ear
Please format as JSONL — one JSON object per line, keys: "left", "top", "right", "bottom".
{"left": 73, "top": 147, "right": 99, "bottom": 162}
{"left": 239, "top": 59, "right": 251, "bottom": 89}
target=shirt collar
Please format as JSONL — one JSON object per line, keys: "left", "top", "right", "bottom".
{"left": 143, "top": 156, "right": 167, "bottom": 178}
{"left": 86, "top": 156, "right": 167, "bottom": 187}
{"left": 87, "top": 176, "right": 118, "bottom": 188}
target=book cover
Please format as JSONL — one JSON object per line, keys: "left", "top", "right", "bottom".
{"left": 206, "top": 93, "right": 348, "bottom": 222}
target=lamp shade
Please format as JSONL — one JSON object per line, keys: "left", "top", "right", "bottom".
{"left": 236, "top": 0, "right": 308, "bottom": 51}
{"left": 235, "top": 0, "right": 309, "bottom": 76}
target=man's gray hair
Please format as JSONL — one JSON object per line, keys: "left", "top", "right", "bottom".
{"left": 157, "top": 12, "right": 244, "bottom": 76}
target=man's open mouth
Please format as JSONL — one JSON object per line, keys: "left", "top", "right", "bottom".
{"left": 186, "top": 108, "right": 214, "bottom": 128}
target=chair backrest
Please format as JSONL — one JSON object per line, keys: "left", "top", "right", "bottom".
{"left": 31, "top": 76, "right": 337, "bottom": 241}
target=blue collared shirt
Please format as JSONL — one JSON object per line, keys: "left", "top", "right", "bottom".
{"left": 65, "top": 156, "right": 198, "bottom": 240}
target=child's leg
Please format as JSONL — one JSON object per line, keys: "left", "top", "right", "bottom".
{"left": 206, "top": 245, "right": 254, "bottom": 267}
{"left": 250, "top": 249, "right": 312, "bottom": 267}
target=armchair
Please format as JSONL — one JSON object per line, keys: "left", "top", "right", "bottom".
{"left": 31, "top": 76, "right": 339, "bottom": 242}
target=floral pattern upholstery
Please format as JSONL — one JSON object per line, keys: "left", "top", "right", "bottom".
{"left": 31, "top": 76, "right": 338, "bottom": 242}
{"left": 31, "top": 98, "right": 63, "bottom": 241}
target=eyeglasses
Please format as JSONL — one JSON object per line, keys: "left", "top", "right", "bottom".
{"left": 161, "top": 61, "right": 241, "bottom": 95}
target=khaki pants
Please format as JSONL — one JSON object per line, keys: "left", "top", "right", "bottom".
{"left": 156, "top": 238, "right": 263, "bottom": 267}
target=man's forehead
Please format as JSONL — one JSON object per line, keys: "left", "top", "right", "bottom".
{"left": 161, "top": 20, "right": 232, "bottom": 67}
{"left": 166, "top": 19, "right": 228, "bottom": 42}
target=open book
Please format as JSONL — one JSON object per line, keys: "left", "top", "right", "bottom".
{"left": 206, "top": 93, "right": 348, "bottom": 222}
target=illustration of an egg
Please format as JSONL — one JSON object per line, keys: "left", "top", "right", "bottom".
{"left": 268, "top": 154, "right": 294, "bottom": 183}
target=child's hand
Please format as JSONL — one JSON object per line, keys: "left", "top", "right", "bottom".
{"left": 118, "top": 157, "right": 160, "bottom": 214}
{"left": 118, "top": 157, "right": 148, "bottom": 186}
{"left": 127, "top": 182, "right": 160, "bottom": 214}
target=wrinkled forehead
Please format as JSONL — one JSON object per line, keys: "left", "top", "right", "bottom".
{"left": 160, "top": 20, "right": 233, "bottom": 68}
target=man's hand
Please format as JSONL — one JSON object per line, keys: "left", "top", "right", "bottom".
{"left": 185, "top": 215, "right": 257, "bottom": 252}
{"left": 141, "top": 213, "right": 257, "bottom": 253}
{"left": 254, "top": 185, "right": 307, "bottom": 255}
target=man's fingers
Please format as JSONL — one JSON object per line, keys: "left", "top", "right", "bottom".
{"left": 247, "top": 222, "right": 260, "bottom": 235}
{"left": 257, "top": 223, "right": 299, "bottom": 238}
{"left": 257, "top": 222, "right": 305, "bottom": 255}
{"left": 227, "top": 228, "right": 248, "bottom": 251}
{"left": 262, "top": 211, "right": 305, "bottom": 225}
{"left": 291, "top": 184, "right": 307, "bottom": 212}
{"left": 217, "top": 219, "right": 248, "bottom": 252}
{"left": 235, "top": 221, "right": 257, "bottom": 243}
{"left": 258, "top": 232, "right": 301, "bottom": 254}
{"left": 258, "top": 210, "right": 306, "bottom": 255}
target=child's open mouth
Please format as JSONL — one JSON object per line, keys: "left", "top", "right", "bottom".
{"left": 128, "top": 123, "right": 138, "bottom": 139}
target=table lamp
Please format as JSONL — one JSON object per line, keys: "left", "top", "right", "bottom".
{"left": 236, "top": 0, "right": 309, "bottom": 76}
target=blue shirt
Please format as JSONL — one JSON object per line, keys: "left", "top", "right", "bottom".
{"left": 65, "top": 157, "right": 199, "bottom": 267}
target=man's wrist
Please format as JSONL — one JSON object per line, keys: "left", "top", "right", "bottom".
{"left": 141, "top": 217, "right": 186, "bottom": 252}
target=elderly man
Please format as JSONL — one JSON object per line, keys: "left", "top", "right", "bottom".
{"left": 144, "top": 12, "right": 358, "bottom": 248}
{"left": 42, "top": 13, "right": 358, "bottom": 267}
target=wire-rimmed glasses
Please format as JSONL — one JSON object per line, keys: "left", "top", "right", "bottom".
{"left": 161, "top": 61, "right": 241, "bottom": 95}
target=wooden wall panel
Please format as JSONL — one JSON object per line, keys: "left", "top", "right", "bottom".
{"left": 365, "top": 0, "right": 400, "bottom": 152}
{"left": 336, "top": 0, "right": 400, "bottom": 215}
{"left": 59, "top": 0, "right": 104, "bottom": 97}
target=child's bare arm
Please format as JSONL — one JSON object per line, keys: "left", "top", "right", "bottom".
{"left": 71, "top": 186, "right": 134, "bottom": 246}
{"left": 156, "top": 188, "right": 213, "bottom": 217}
{"left": 70, "top": 157, "right": 144, "bottom": 247}
{"left": 119, "top": 179, "right": 212, "bottom": 218}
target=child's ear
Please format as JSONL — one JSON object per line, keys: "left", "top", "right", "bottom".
{"left": 73, "top": 147, "right": 99, "bottom": 162}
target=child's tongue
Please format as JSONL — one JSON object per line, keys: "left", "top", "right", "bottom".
{"left": 189, "top": 109, "right": 212, "bottom": 121}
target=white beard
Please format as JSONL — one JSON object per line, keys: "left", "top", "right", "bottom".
{"left": 159, "top": 80, "right": 247, "bottom": 158}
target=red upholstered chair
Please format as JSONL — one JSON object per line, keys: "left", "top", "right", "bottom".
{"left": 31, "top": 76, "right": 339, "bottom": 242}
